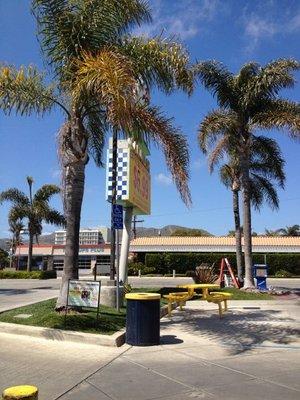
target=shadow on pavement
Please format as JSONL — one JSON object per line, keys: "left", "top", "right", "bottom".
{"left": 0, "top": 288, "right": 31, "bottom": 295}
{"left": 161, "top": 308, "right": 300, "bottom": 354}
{"left": 160, "top": 335, "right": 184, "bottom": 345}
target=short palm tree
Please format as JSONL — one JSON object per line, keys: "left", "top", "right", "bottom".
{"left": 0, "top": 1, "right": 193, "bottom": 308}
{"left": 8, "top": 217, "right": 25, "bottom": 268}
{"left": 278, "top": 225, "right": 300, "bottom": 236}
{"left": 0, "top": 177, "right": 65, "bottom": 271}
{"left": 218, "top": 137, "right": 285, "bottom": 282}
{"left": 196, "top": 59, "right": 300, "bottom": 288}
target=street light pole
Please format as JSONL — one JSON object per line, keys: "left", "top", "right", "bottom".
{"left": 109, "top": 128, "right": 118, "bottom": 281}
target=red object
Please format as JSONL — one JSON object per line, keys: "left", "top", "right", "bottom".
{"left": 218, "top": 258, "right": 240, "bottom": 288}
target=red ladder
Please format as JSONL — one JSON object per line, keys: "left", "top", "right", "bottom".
{"left": 219, "top": 258, "right": 240, "bottom": 288}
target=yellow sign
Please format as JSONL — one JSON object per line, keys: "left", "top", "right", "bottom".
{"left": 128, "top": 149, "right": 151, "bottom": 214}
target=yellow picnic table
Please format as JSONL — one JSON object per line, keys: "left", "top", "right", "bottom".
{"left": 178, "top": 284, "right": 220, "bottom": 300}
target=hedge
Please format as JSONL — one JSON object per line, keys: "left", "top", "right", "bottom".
{"left": 145, "top": 252, "right": 300, "bottom": 276}
{"left": 0, "top": 270, "right": 57, "bottom": 279}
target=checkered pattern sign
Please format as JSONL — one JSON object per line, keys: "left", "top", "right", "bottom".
{"left": 106, "top": 148, "right": 129, "bottom": 201}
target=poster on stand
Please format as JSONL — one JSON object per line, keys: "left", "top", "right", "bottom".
{"left": 67, "top": 280, "right": 101, "bottom": 308}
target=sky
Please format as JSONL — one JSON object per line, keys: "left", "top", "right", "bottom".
{"left": 0, "top": 0, "right": 299, "bottom": 237}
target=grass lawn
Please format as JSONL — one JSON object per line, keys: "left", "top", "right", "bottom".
{"left": 0, "top": 287, "right": 273, "bottom": 336}
{"left": 0, "top": 298, "right": 126, "bottom": 335}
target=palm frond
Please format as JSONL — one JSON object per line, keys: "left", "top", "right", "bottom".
{"left": 0, "top": 189, "right": 30, "bottom": 207}
{"left": 129, "top": 105, "right": 191, "bottom": 206}
{"left": 250, "top": 174, "right": 280, "bottom": 210}
{"left": 198, "top": 109, "right": 239, "bottom": 153}
{"left": 74, "top": 49, "right": 137, "bottom": 128}
{"left": 122, "top": 36, "right": 193, "bottom": 94}
{"left": 195, "top": 61, "right": 236, "bottom": 108}
{"left": 32, "top": 0, "right": 151, "bottom": 77}
{"left": 208, "top": 136, "right": 229, "bottom": 172}
{"left": 0, "top": 65, "right": 55, "bottom": 116}
{"left": 250, "top": 58, "right": 300, "bottom": 99}
{"left": 236, "top": 62, "right": 259, "bottom": 87}
{"left": 34, "top": 184, "right": 61, "bottom": 203}
{"left": 253, "top": 99, "right": 300, "bottom": 138}
{"left": 43, "top": 209, "right": 66, "bottom": 227}
{"left": 84, "top": 108, "right": 108, "bottom": 167}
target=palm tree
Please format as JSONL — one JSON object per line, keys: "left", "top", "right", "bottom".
{"left": 0, "top": 177, "right": 65, "bottom": 271}
{"left": 8, "top": 217, "right": 25, "bottom": 269}
{"left": 264, "top": 228, "right": 281, "bottom": 237}
{"left": 218, "top": 137, "right": 285, "bottom": 282}
{"left": 0, "top": 1, "right": 193, "bottom": 308}
{"left": 196, "top": 59, "right": 300, "bottom": 288}
{"left": 278, "top": 225, "right": 300, "bottom": 236}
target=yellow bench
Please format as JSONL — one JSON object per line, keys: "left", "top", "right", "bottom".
{"left": 163, "top": 292, "right": 191, "bottom": 317}
{"left": 206, "top": 292, "right": 232, "bottom": 318}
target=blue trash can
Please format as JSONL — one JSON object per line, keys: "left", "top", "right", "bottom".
{"left": 125, "top": 293, "right": 161, "bottom": 346}
{"left": 253, "top": 264, "right": 268, "bottom": 290}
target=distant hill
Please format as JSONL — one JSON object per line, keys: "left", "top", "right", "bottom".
{"left": 135, "top": 225, "right": 213, "bottom": 237}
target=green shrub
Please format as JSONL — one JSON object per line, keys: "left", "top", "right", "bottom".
{"left": 145, "top": 252, "right": 300, "bottom": 276}
{"left": 274, "top": 269, "right": 293, "bottom": 278}
{"left": 0, "top": 270, "right": 57, "bottom": 279}
{"left": 127, "top": 262, "right": 156, "bottom": 276}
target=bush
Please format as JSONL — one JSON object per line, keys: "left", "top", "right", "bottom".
{"left": 127, "top": 262, "right": 156, "bottom": 276}
{"left": 274, "top": 269, "right": 293, "bottom": 278}
{"left": 0, "top": 270, "right": 57, "bottom": 279}
{"left": 145, "top": 252, "right": 300, "bottom": 276}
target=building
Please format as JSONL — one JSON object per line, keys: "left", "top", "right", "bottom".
{"left": 54, "top": 227, "right": 110, "bottom": 245}
{"left": 15, "top": 236, "right": 300, "bottom": 273}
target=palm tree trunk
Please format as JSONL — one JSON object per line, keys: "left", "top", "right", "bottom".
{"left": 27, "top": 232, "right": 33, "bottom": 272}
{"left": 56, "top": 115, "right": 88, "bottom": 310}
{"left": 240, "top": 153, "right": 255, "bottom": 289}
{"left": 232, "top": 189, "right": 243, "bottom": 283}
{"left": 56, "top": 161, "right": 85, "bottom": 309}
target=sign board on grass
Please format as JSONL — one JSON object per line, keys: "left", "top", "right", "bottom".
{"left": 68, "top": 280, "right": 100, "bottom": 308}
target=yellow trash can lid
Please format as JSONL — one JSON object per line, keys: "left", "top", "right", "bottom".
{"left": 3, "top": 385, "right": 38, "bottom": 400}
{"left": 125, "top": 293, "right": 161, "bottom": 300}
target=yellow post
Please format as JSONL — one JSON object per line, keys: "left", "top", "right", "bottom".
{"left": 2, "top": 385, "right": 38, "bottom": 400}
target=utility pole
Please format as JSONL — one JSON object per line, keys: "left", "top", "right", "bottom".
{"left": 132, "top": 215, "right": 144, "bottom": 239}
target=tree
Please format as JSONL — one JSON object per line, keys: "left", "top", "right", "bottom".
{"left": 8, "top": 217, "right": 25, "bottom": 269}
{"left": 0, "top": 0, "right": 193, "bottom": 308}
{"left": 0, "top": 177, "right": 65, "bottom": 271}
{"left": 218, "top": 137, "right": 285, "bottom": 281}
{"left": 278, "top": 225, "right": 300, "bottom": 236}
{"left": 264, "top": 228, "right": 281, "bottom": 237}
{"left": 170, "top": 228, "right": 211, "bottom": 236}
{"left": 196, "top": 59, "right": 300, "bottom": 288}
{"left": 0, "top": 248, "right": 9, "bottom": 269}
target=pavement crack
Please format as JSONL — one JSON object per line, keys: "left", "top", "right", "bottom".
{"left": 53, "top": 346, "right": 132, "bottom": 400}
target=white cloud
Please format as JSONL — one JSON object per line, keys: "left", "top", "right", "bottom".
{"left": 243, "top": 7, "right": 300, "bottom": 53}
{"left": 155, "top": 173, "right": 172, "bottom": 186}
{"left": 134, "top": 0, "right": 220, "bottom": 40}
{"left": 193, "top": 158, "right": 206, "bottom": 170}
{"left": 50, "top": 168, "right": 61, "bottom": 180}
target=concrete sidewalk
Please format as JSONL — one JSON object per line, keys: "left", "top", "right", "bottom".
{"left": 0, "top": 298, "right": 299, "bottom": 400}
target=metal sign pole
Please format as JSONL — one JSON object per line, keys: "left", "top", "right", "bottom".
{"left": 116, "top": 229, "right": 120, "bottom": 312}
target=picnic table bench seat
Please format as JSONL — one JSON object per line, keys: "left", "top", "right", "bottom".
{"left": 206, "top": 291, "right": 232, "bottom": 318}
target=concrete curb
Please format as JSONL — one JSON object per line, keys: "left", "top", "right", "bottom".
{"left": 0, "top": 322, "right": 125, "bottom": 347}
{"left": 0, "top": 303, "right": 177, "bottom": 348}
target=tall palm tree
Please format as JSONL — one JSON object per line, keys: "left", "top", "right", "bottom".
{"left": 278, "top": 225, "right": 300, "bottom": 236}
{"left": 264, "top": 228, "right": 281, "bottom": 237}
{"left": 0, "top": 1, "right": 193, "bottom": 308}
{"left": 218, "top": 137, "right": 285, "bottom": 282}
{"left": 0, "top": 177, "right": 65, "bottom": 271}
{"left": 196, "top": 59, "right": 300, "bottom": 288}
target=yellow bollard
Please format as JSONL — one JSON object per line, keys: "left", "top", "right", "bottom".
{"left": 2, "top": 385, "right": 38, "bottom": 400}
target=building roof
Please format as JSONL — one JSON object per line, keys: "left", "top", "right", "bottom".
{"left": 130, "top": 236, "right": 300, "bottom": 246}
{"left": 130, "top": 236, "right": 300, "bottom": 253}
